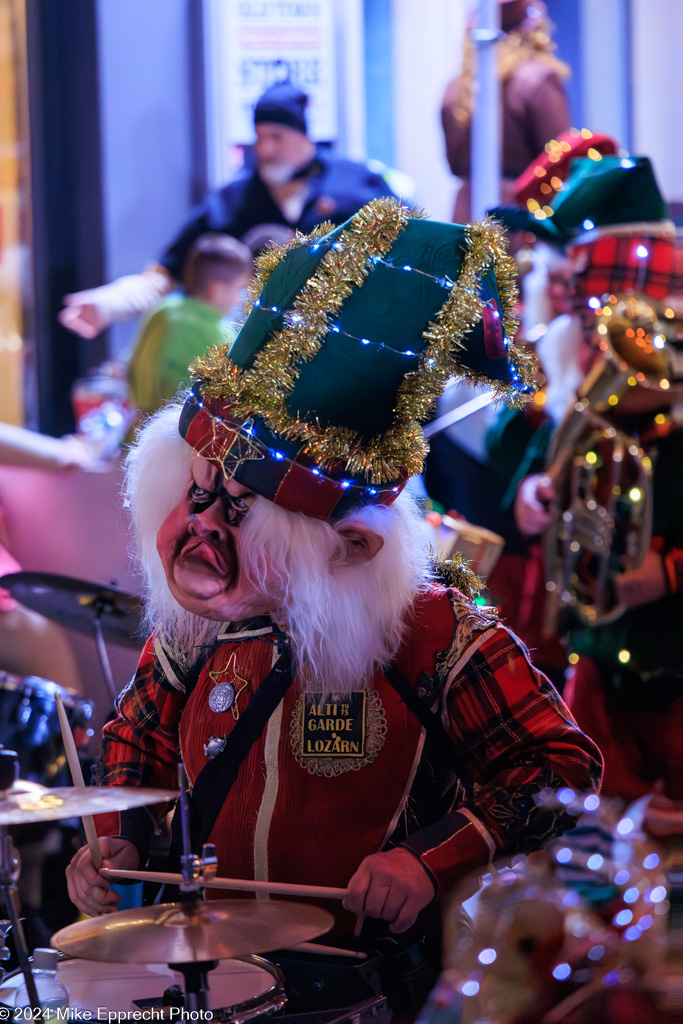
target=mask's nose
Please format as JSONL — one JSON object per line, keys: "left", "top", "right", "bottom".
{"left": 188, "top": 499, "right": 228, "bottom": 541}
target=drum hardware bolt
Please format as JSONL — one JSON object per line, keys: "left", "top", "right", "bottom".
{"left": 199, "top": 844, "right": 218, "bottom": 883}
{"left": 0, "top": 919, "right": 11, "bottom": 962}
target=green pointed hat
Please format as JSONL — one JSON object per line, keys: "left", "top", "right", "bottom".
{"left": 494, "top": 155, "right": 675, "bottom": 248}
{"left": 181, "top": 198, "right": 535, "bottom": 519}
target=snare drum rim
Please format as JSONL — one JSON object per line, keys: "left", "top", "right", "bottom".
{"left": 214, "top": 955, "right": 286, "bottom": 1024}
{"left": 50, "top": 954, "right": 286, "bottom": 1023}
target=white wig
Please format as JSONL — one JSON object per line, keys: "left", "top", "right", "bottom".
{"left": 124, "top": 402, "right": 433, "bottom": 691}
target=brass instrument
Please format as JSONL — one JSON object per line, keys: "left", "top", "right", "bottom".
{"left": 544, "top": 294, "right": 672, "bottom": 626}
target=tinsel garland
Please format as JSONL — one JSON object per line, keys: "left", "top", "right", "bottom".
{"left": 190, "top": 199, "right": 537, "bottom": 483}
{"left": 430, "top": 551, "right": 488, "bottom": 604}
{"left": 191, "top": 197, "right": 411, "bottom": 464}
{"left": 240, "top": 221, "right": 334, "bottom": 324}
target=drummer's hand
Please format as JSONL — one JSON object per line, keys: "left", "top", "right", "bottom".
{"left": 514, "top": 474, "right": 556, "bottom": 537}
{"left": 66, "top": 838, "right": 140, "bottom": 917}
{"left": 343, "top": 848, "right": 436, "bottom": 935}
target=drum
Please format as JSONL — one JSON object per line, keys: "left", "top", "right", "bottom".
{"left": 0, "top": 674, "right": 93, "bottom": 786}
{"left": 54, "top": 957, "right": 286, "bottom": 1022}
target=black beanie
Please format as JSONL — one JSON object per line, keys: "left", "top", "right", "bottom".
{"left": 253, "top": 82, "right": 308, "bottom": 135}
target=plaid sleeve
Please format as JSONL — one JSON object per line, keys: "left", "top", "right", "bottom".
{"left": 92, "top": 634, "right": 186, "bottom": 860}
{"left": 401, "top": 627, "right": 603, "bottom": 894}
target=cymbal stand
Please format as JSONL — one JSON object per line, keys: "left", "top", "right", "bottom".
{"left": 174, "top": 764, "right": 218, "bottom": 1012}
{"left": 0, "top": 750, "right": 40, "bottom": 1012}
{"left": 91, "top": 597, "right": 118, "bottom": 704}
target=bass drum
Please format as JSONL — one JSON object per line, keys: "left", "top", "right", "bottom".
{"left": 54, "top": 957, "right": 286, "bottom": 1022}
{"left": 0, "top": 673, "right": 93, "bottom": 786}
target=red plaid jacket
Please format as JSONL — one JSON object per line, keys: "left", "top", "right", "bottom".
{"left": 95, "top": 587, "right": 602, "bottom": 897}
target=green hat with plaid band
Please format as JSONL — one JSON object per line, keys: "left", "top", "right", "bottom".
{"left": 180, "top": 198, "right": 535, "bottom": 519}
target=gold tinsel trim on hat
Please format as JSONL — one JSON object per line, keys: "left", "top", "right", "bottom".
{"left": 240, "top": 221, "right": 334, "bottom": 324}
{"left": 190, "top": 202, "right": 536, "bottom": 484}
{"left": 392, "top": 218, "right": 526, "bottom": 443}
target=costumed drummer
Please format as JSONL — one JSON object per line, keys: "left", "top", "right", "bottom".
{"left": 66, "top": 199, "right": 601, "bottom": 995}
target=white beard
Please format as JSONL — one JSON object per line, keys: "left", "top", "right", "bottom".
{"left": 238, "top": 494, "right": 431, "bottom": 694}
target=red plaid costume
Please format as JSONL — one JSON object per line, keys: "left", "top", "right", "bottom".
{"left": 95, "top": 587, "right": 601, "bottom": 925}
{"left": 570, "top": 235, "right": 675, "bottom": 302}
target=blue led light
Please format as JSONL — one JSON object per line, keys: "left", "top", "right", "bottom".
{"left": 272, "top": 451, "right": 285, "bottom": 461}
{"left": 621, "top": 158, "right": 636, "bottom": 169}
{"left": 587, "top": 296, "right": 601, "bottom": 309}
{"left": 612, "top": 909, "right": 633, "bottom": 927}
{"left": 368, "top": 488, "right": 377, "bottom": 495}
{"left": 311, "top": 244, "right": 320, "bottom": 253}
{"left": 636, "top": 245, "right": 649, "bottom": 259}
{"left": 460, "top": 982, "right": 480, "bottom": 997}
{"left": 403, "top": 265, "right": 412, "bottom": 271}
{"left": 311, "top": 468, "right": 321, "bottom": 476}
{"left": 361, "top": 339, "right": 370, "bottom": 346}
{"left": 341, "top": 480, "right": 351, "bottom": 489}
{"left": 255, "top": 299, "right": 261, "bottom": 307}
{"left": 552, "top": 964, "right": 571, "bottom": 981}
{"left": 643, "top": 854, "right": 659, "bottom": 870}
{"left": 404, "top": 350, "right": 415, "bottom": 357}
{"left": 331, "top": 325, "right": 341, "bottom": 333}
{"left": 582, "top": 219, "right": 595, "bottom": 231}
{"left": 555, "top": 847, "right": 572, "bottom": 864}
{"left": 623, "top": 926, "right": 641, "bottom": 942}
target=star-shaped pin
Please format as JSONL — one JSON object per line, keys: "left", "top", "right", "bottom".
{"left": 208, "top": 652, "right": 250, "bottom": 719}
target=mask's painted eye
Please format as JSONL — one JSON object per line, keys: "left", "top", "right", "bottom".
{"left": 188, "top": 482, "right": 216, "bottom": 511}
{"left": 221, "top": 492, "right": 252, "bottom": 525}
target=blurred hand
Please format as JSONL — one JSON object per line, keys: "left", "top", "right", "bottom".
{"left": 343, "top": 847, "right": 435, "bottom": 935}
{"left": 644, "top": 781, "right": 683, "bottom": 838}
{"left": 615, "top": 548, "right": 668, "bottom": 611}
{"left": 514, "top": 473, "right": 557, "bottom": 536}
{"left": 59, "top": 297, "right": 106, "bottom": 339}
{"left": 66, "top": 837, "right": 140, "bottom": 916}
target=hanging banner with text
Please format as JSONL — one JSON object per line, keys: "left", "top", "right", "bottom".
{"left": 214, "top": 0, "right": 338, "bottom": 145}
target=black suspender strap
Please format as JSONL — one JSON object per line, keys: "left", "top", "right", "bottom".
{"left": 173, "top": 644, "right": 295, "bottom": 852}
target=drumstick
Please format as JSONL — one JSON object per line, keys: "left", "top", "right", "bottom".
{"left": 289, "top": 942, "right": 367, "bottom": 960}
{"left": 100, "top": 866, "right": 347, "bottom": 900}
{"left": 55, "top": 692, "right": 103, "bottom": 871}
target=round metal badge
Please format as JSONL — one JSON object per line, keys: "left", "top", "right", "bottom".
{"left": 208, "top": 682, "right": 236, "bottom": 713}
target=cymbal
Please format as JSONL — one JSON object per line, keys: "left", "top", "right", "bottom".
{"left": 52, "top": 899, "right": 334, "bottom": 962}
{"left": 0, "top": 571, "right": 142, "bottom": 647}
{"left": 0, "top": 780, "right": 178, "bottom": 825}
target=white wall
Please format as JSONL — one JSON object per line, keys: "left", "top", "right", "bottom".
{"left": 579, "top": 0, "right": 630, "bottom": 149}
{"left": 96, "top": 0, "right": 194, "bottom": 360}
{"left": 630, "top": 0, "right": 682, "bottom": 204}
{"left": 391, "top": 0, "right": 469, "bottom": 220}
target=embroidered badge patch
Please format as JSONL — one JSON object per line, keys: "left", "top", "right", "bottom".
{"left": 290, "top": 690, "right": 387, "bottom": 777}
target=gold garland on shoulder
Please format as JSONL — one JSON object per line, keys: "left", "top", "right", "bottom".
{"left": 430, "top": 551, "right": 484, "bottom": 601}
{"left": 190, "top": 200, "right": 536, "bottom": 484}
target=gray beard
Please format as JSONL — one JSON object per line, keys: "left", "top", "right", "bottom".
{"left": 258, "top": 162, "right": 298, "bottom": 187}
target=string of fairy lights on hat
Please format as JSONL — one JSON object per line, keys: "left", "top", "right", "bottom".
{"left": 250, "top": 241, "right": 509, "bottom": 365}
{"left": 190, "top": 392, "right": 405, "bottom": 498}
